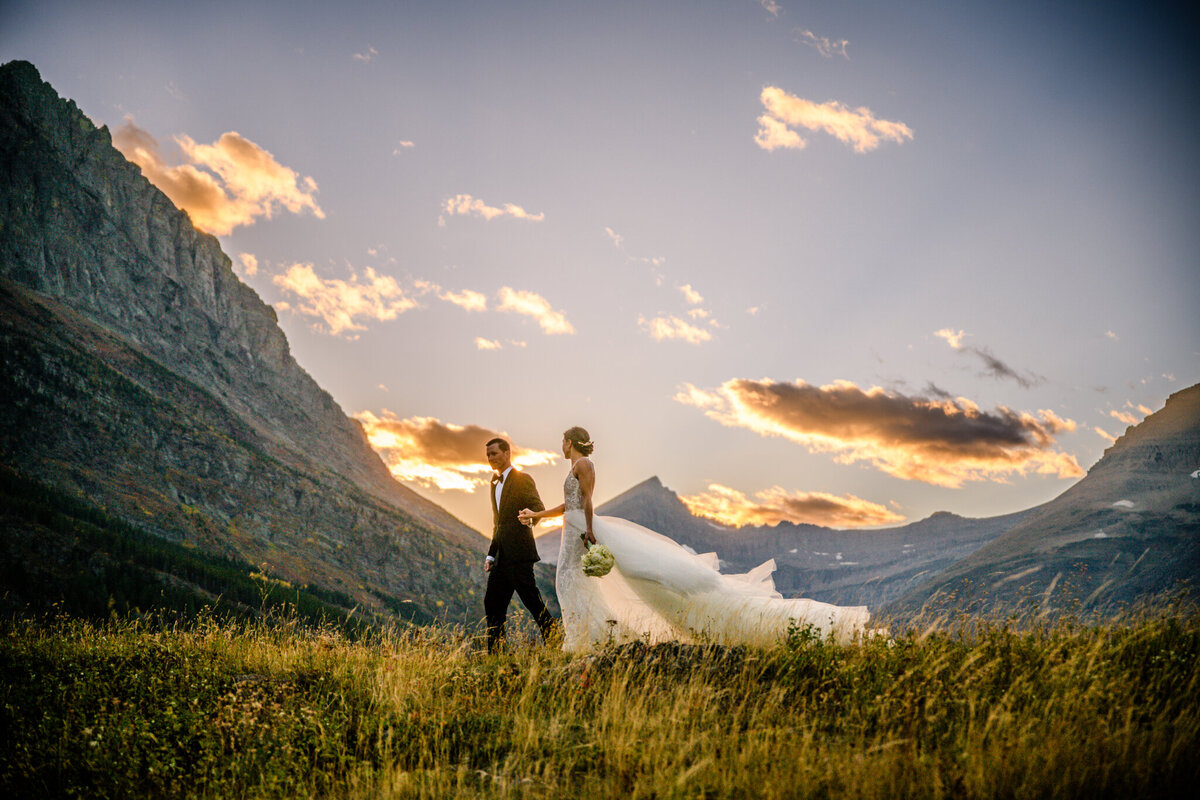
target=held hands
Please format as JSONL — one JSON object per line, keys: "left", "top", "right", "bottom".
{"left": 517, "top": 508, "right": 538, "bottom": 526}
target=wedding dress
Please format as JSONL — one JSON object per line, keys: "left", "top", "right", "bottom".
{"left": 555, "top": 467, "right": 871, "bottom": 652}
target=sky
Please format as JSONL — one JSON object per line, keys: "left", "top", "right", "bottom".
{"left": 3, "top": 0, "right": 1197, "bottom": 537}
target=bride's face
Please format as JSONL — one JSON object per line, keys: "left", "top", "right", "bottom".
{"left": 561, "top": 437, "right": 572, "bottom": 458}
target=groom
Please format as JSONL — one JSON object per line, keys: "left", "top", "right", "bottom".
{"left": 483, "top": 437, "right": 555, "bottom": 652}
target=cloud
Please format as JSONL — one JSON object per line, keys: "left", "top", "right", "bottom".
{"left": 1110, "top": 409, "right": 1139, "bottom": 426}
{"left": 604, "top": 226, "right": 624, "bottom": 247}
{"left": 443, "top": 194, "right": 544, "bottom": 222}
{"left": 440, "top": 288, "right": 488, "bottom": 312}
{"left": 639, "top": 315, "right": 713, "bottom": 344}
{"left": 355, "top": 411, "right": 557, "bottom": 491}
{"left": 1105, "top": 330, "right": 1118, "bottom": 340}
{"left": 272, "top": 263, "right": 417, "bottom": 337}
{"left": 497, "top": 287, "right": 575, "bottom": 334}
{"left": 935, "top": 328, "right": 1044, "bottom": 388}
{"left": 393, "top": 140, "right": 415, "bottom": 154}
{"left": 755, "top": 86, "right": 912, "bottom": 153}
{"left": 759, "top": 0, "right": 783, "bottom": 18}
{"left": 682, "top": 483, "right": 904, "bottom": 528}
{"left": 795, "top": 28, "right": 849, "bottom": 58}
{"left": 753, "top": 112, "right": 807, "bottom": 152}
{"left": 1135, "top": 403, "right": 1153, "bottom": 415}
{"left": 237, "top": 253, "right": 258, "bottom": 277}
{"left": 1095, "top": 426, "right": 1117, "bottom": 443}
{"left": 676, "top": 378, "right": 1083, "bottom": 487}
{"left": 112, "top": 118, "right": 324, "bottom": 236}
{"left": 935, "top": 328, "right": 967, "bottom": 349}
{"left": 353, "top": 45, "right": 378, "bottom": 62}
{"left": 679, "top": 284, "right": 704, "bottom": 305}
{"left": 475, "top": 337, "right": 503, "bottom": 351}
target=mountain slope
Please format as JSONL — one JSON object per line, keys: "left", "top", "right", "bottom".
{"left": 885, "top": 383, "right": 1200, "bottom": 619}
{"left": 0, "top": 61, "right": 496, "bottom": 623}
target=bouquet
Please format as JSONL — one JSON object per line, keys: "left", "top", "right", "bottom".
{"left": 580, "top": 543, "right": 615, "bottom": 578}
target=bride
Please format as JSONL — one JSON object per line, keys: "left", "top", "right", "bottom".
{"left": 519, "top": 426, "right": 872, "bottom": 652}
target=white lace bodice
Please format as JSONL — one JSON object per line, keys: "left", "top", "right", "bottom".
{"left": 564, "top": 467, "right": 585, "bottom": 512}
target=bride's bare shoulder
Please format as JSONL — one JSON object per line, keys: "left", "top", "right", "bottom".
{"left": 572, "top": 457, "right": 595, "bottom": 476}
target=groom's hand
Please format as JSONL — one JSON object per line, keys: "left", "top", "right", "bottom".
{"left": 484, "top": 555, "right": 495, "bottom": 572}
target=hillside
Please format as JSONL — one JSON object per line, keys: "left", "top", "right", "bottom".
{"left": 0, "top": 61, "right": 502, "bottom": 623}
{"left": 886, "top": 383, "right": 1200, "bottom": 618}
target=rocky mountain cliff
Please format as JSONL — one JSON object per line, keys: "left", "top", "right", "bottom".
{"left": 539, "top": 476, "right": 1032, "bottom": 610}
{"left": 0, "top": 61, "right": 505, "bottom": 624}
{"left": 885, "top": 383, "right": 1200, "bottom": 619}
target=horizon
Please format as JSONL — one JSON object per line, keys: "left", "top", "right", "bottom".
{"left": 2, "top": 1, "right": 1196, "bottom": 537}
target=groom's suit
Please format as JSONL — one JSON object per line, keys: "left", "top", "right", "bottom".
{"left": 483, "top": 468, "right": 554, "bottom": 651}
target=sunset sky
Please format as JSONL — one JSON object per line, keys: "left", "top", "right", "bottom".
{"left": 3, "top": 1, "right": 1196, "bottom": 536}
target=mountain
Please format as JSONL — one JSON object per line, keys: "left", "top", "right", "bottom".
{"left": 538, "top": 476, "right": 1033, "bottom": 609}
{"left": 0, "top": 61, "right": 513, "bottom": 624}
{"left": 885, "top": 383, "right": 1200, "bottom": 619}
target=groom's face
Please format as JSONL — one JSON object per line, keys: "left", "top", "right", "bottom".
{"left": 486, "top": 442, "right": 511, "bottom": 473}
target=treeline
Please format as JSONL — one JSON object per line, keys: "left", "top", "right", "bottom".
{"left": 0, "top": 466, "right": 433, "bottom": 629}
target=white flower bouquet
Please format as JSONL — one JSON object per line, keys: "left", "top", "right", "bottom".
{"left": 581, "top": 543, "right": 615, "bottom": 578}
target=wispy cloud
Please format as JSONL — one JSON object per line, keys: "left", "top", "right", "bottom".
{"left": 443, "top": 194, "right": 544, "bottom": 222}
{"left": 272, "top": 263, "right": 416, "bottom": 337}
{"left": 475, "top": 337, "right": 503, "bottom": 351}
{"left": 639, "top": 315, "right": 713, "bottom": 344}
{"left": 935, "top": 328, "right": 1044, "bottom": 388}
{"left": 439, "top": 288, "right": 488, "bottom": 312}
{"left": 604, "top": 226, "right": 624, "bottom": 247}
{"left": 1110, "top": 409, "right": 1139, "bottom": 426}
{"left": 681, "top": 483, "right": 903, "bottom": 528}
{"left": 1094, "top": 426, "right": 1117, "bottom": 443}
{"left": 113, "top": 118, "right": 324, "bottom": 235}
{"left": 1105, "top": 330, "right": 1119, "bottom": 340}
{"left": 676, "top": 378, "right": 1083, "bottom": 487}
{"left": 355, "top": 412, "right": 557, "bottom": 491}
{"left": 353, "top": 45, "right": 378, "bottom": 63}
{"left": 497, "top": 287, "right": 574, "bottom": 334}
{"left": 795, "top": 28, "right": 849, "bottom": 58}
{"left": 755, "top": 86, "right": 913, "bottom": 153}
{"left": 393, "top": 140, "right": 415, "bottom": 154}
{"left": 758, "top": 0, "right": 783, "bottom": 18}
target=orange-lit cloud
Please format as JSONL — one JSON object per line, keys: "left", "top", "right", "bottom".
{"left": 441, "top": 288, "right": 488, "bottom": 312}
{"left": 237, "top": 253, "right": 259, "bottom": 277}
{"left": 754, "top": 112, "right": 806, "bottom": 151}
{"left": 355, "top": 411, "right": 558, "bottom": 491}
{"left": 1110, "top": 409, "right": 1139, "bottom": 426}
{"left": 497, "top": 287, "right": 574, "bottom": 334}
{"left": 1095, "top": 426, "right": 1117, "bottom": 443}
{"left": 756, "top": 87, "right": 912, "bottom": 153}
{"left": 682, "top": 483, "right": 904, "bottom": 528}
{"left": 679, "top": 284, "right": 704, "bottom": 305}
{"left": 443, "top": 194, "right": 545, "bottom": 222}
{"left": 476, "top": 337, "right": 503, "bottom": 350}
{"left": 112, "top": 118, "right": 324, "bottom": 236}
{"left": 639, "top": 315, "right": 713, "bottom": 344}
{"left": 795, "top": 28, "right": 849, "bottom": 59}
{"left": 676, "top": 378, "right": 1083, "bottom": 487}
{"left": 273, "top": 263, "right": 416, "bottom": 337}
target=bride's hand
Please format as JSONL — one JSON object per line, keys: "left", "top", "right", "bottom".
{"left": 585, "top": 530, "right": 596, "bottom": 545}
{"left": 518, "top": 508, "right": 537, "bottom": 525}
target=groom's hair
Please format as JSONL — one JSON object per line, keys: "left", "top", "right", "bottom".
{"left": 486, "top": 437, "right": 510, "bottom": 452}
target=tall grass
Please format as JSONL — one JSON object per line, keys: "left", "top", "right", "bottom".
{"left": 2, "top": 609, "right": 1196, "bottom": 798}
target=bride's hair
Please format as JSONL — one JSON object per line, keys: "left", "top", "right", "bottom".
{"left": 563, "top": 426, "right": 594, "bottom": 457}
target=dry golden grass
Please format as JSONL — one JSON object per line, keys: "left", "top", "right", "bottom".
{"left": 1, "top": 608, "right": 1196, "bottom": 798}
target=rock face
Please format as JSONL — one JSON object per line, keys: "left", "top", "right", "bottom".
{"left": 885, "top": 384, "right": 1200, "bottom": 620}
{"left": 0, "top": 61, "right": 495, "bottom": 623}
{"left": 536, "top": 476, "right": 1031, "bottom": 610}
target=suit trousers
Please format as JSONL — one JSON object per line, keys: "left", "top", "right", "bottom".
{"left": 484, "top": 559, "right": 555, "bottom": 652}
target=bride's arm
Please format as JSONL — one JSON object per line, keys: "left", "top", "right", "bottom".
{"left": 575, "top": 459, "right": 597, "bottom": 545}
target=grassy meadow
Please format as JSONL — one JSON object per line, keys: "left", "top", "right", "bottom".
{"left": 1, "top": 608, "right": 1197, "bottom": 799}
